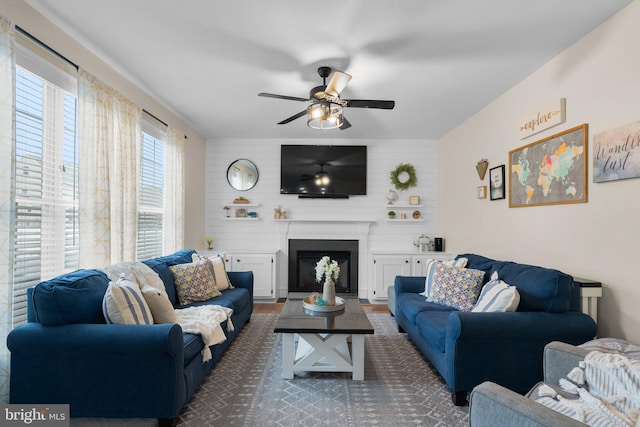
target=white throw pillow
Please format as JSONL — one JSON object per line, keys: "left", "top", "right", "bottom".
{"left": 420, "top": 257, "right": 468, "bottom": 297}
{"left": 472, "top": 271, "right": 520, "bottom": 312}
{"left": 192, "top": 253, "right": 234, "bottom": 291}
{"left": 140, "top": 284, "right": 176, "bottom": 324}
{"left": 103, "top": 275, "right": 154, "bottom": 324}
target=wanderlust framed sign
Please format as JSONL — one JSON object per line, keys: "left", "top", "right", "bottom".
{"left": 593, "top": 120, "right": 640, "bottom": 183}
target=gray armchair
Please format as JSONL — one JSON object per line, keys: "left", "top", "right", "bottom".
{"left": 469, "top": 341, "right": 591, "bottom": 427}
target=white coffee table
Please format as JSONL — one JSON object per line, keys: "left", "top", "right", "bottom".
{"left": 273, "top": 298, "right": 374, "bottom": 380}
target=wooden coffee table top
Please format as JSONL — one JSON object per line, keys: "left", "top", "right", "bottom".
{"left": 273, "top": 298, "right": 374, "bottom": 335}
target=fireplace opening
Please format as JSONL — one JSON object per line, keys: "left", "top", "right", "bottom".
{"left": 288, "top": 239, "right": 358, "bottom": 295}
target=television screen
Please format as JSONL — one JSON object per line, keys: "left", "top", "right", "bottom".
{"left": 280, "top": 145, "right": 367, "bottom": 197}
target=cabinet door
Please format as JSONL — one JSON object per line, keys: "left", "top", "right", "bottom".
{"left": 412, "top": 256, "right": 432, "bottom": 276}
{"left": 230, "top": 254, "right": 274, "bottom": 299}
{"left": 412, "top": 253, "right": 454, "bottom": 276}
{"left": 373, "top": 256, "right": 411, "bottom": 301}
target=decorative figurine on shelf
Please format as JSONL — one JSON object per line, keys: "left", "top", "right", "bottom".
{"left": 203, "top": 236, "right": 215, "bottom": 250}
{"left": 386, "top": 189, "right": 398, "bottom": 205}
{"left": 413, "top": 234, "right": 431, "bottom": 253}
{"left": 315, "top": 256, "right": 340, "bottom": 306}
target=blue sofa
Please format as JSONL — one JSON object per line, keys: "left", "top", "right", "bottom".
{"left": 394, "top": 253, "right": 597, "bottom": 405}
{"left": 7, "top": 249, "right": 253, "bottom": 425}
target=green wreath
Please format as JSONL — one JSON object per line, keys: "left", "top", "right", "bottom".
{"left": 390, "top": 163, "right": 417, "bottom": 191}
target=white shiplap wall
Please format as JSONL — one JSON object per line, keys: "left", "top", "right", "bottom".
{"left": 205, "top": 137, "right": 439, "bottom": 298}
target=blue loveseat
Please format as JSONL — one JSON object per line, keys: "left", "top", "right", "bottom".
{"left": 394, "top": 253, "right": 597, "bottom": 405}
{"left": 7, "top": 249, "right": 253, "bottom": 425}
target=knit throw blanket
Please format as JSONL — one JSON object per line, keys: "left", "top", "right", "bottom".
{"left": 537, "top": 351, "right": 640, "bottom": 426}
{"left": 175, "top": 305, "right": 234, "bottom": 363}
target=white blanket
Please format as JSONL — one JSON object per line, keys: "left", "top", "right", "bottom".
{"left": 175, "top": 305, "right": 234, "bottom": 363}
{"left": 537, "top": 351, "right": 640, "bottom": 427}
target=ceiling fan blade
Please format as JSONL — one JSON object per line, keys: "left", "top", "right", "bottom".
{"left": 325, "top": 71, "right": 352, "bottom": 97}
{"left": 258, "top": 92, "right": 309, "bottom": 102}
{"left": 345, "top": 99, "right": 395, "bottom": 109}
{"left": 277, "top": 110, "right": 307, "bottom": 125}
{"left": 340, "top": 116, "right": 352, "bottom": 130}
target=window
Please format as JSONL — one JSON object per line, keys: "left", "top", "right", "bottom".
{"left": 12, "top": 36, "right": 79, "bottom": 327}
{"left": 137, "top": 117, "right": 166, "bottom": 261}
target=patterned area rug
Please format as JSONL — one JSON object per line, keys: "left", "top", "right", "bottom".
{"left": 177, "top": 312, "right": 469, "bottom": 427}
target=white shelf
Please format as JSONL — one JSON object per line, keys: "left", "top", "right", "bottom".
{"left": 223, "top": 217, "right": 261, "bottom": 221}
{"left": 385, "top": 204, "right": 423, "bottom": 209}
{"left": 385, "top": 218, "right": 424, "bottom": 222}
{"left": 224, "top": 203, "right": 261, "bottom": 208}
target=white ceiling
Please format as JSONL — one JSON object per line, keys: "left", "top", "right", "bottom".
{"left": 27, "top": 0, "right": 633, "bottom": 140}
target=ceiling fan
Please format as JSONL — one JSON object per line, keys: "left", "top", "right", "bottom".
{"left": 258, "top": 66, "right": 395, "bottom": 130}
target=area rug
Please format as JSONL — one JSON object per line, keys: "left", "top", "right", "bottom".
{"left": 177, "top": 312, "right": 469, "bottom": 427}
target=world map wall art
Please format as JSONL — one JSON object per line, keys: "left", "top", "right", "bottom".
{"left": 509, "top": 124, "right": 588, "bottom": 208}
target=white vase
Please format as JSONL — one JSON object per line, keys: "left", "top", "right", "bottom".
{"left": 322, "top": 278, "right": 336, "bottom": 306}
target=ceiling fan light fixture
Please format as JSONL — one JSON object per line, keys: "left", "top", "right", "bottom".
{"left": 307, "top": 103, "right": 343, "bottom": 130}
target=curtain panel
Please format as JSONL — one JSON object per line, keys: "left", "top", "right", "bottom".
{"left": 0, "top": 15, "right": 16, "bottom": 404}
{"left": 164, "top": 127, "right": 185, "bottom": 254}
{"left": 78, "top": 70, "right": 142, "bottom": 267}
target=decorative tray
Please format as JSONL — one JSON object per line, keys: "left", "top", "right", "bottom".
{"left": 303, "top": 296, "right": 345, "bottom": 312}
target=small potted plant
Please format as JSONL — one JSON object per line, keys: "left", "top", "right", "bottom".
{"left": 203, "top": 236, "right": 215, "bottom": 250}
{"left": 388, "top": 211, "right": 396, "bottom": 219}
{"left": 233, "top": 196, "right": 249, "bottom": 204}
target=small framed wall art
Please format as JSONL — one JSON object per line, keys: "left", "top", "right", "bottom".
{"left": 409, "top": 195, "right": 421, "bottom": 205}
{"left": 477, "top": 186, "right": 487, "bottom": 199}
{"left": 489, "top": 165, "right": 505, "bottom": 201}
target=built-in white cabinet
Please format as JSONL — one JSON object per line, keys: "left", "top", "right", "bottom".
{"left": 224, "top": 252, "right": 277, "bottom": 299}
{"left": 371, "top": 252, "right": 452, "bottom": 301}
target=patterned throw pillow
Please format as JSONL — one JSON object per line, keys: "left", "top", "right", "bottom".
{"left": 426, "top": 263, "right": 484, "bottom": 311}
{"left": 472, "top": 271, "right": 520, "bottom": 312}
{"left": 170, "top": 261, "right": 221, "bottom": 306}
{"left": 102, "top": 275, "right": 154, "bottom": 324}
{"left": 192, "top": 253, "right": 234, "bottom": 291}
{"left": 420, "top": 257, "right": 468, "bottom": 297}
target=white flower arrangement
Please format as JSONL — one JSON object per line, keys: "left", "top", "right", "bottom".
{"left": 315, "top": 256, "right": 340, "bottom": 283}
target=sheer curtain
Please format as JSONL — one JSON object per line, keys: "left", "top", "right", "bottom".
{"left": 164, "top": 127, "right": 185, "bottom": 253}
{"left": 0, "top": 15, "right": 15, "bottom": 404}
{"left": 78, "top": 69, "right": 142, "bottom": 267}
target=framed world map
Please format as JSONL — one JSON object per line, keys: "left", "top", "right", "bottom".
{"left": 509, "top": 124, "right": 588, "bottom": 208}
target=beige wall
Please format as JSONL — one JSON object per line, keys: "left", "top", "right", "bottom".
{"left": 440, "top": 0, "right": 640, "bottom": 342}
{"left": 1, "top": 0, "right": 207, "bottom": 250}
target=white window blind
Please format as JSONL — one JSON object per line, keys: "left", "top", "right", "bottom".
{"left": 13, "top": 59, "right": 79, "bottom": 327}
{"left": 137, "top": 117, "right": 165, "bottom": 261}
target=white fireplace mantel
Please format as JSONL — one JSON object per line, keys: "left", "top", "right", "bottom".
{"left": 277, "top": 219, "right": 376, "bottom": 299}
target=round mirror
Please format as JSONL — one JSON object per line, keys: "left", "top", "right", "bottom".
{"left": 226, "top": 159, "right": 259, "bottom": 191}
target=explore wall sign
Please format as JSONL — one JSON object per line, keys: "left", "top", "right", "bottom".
{"left": 518, "top": 98, "right": 566, "bottom": 139}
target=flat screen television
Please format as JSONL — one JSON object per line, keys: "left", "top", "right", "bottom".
{"left": 280, "top": 145, "right": 367, "bottom": 198}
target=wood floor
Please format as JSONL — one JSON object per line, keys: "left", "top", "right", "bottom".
{"left": 253, "top": 302, "right": 390, "bottom": 314}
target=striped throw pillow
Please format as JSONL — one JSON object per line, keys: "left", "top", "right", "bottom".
{"left": 420, "top": 257, "right": 468, "bottom": 297}
{"left": 102, "top": 275, "right": 154, "bottom": 324}
{"left": 472, "top": 271, "right": 520, "bottom": 312}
